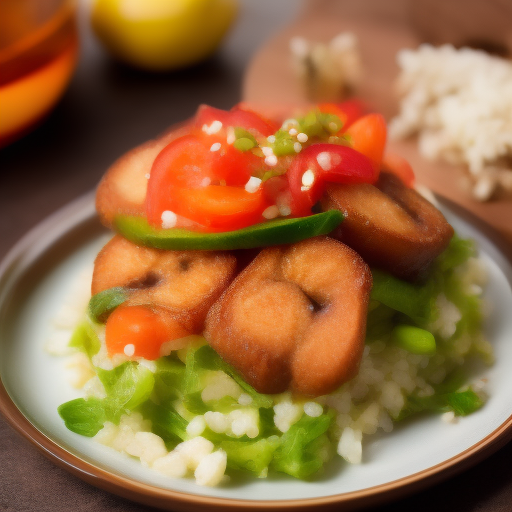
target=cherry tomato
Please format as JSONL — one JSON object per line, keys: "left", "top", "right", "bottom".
{"left": 105, "top": 305, "right": 189, "bottom": 360}
{"left": 382, "top": 152, "right": 415, "bottom": 187}
{"left": 344, "top": 113, "right": 387, "bottom": 179}
{"left": 287, "top": 143, "right": 376, "bottom": 216}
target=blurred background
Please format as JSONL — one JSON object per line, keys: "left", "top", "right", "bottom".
{"left": 0, "top": 0, "right": 297, "bottom": 261}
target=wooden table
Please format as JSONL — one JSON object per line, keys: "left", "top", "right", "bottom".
{"left": 1, "top": 1, "right": 511, "bottom": 511}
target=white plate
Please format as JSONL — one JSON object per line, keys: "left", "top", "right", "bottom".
{"left": 1, "top": 192, "right": 512, "bottom": 511}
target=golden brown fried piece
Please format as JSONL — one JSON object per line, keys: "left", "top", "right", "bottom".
{"left": 95, "top": 123, "right": 190, "bottom": 228}
{"left": 321, "top": 172, "right": 454, "bottom": 281}
{"left": 92, "top": 235, "right": 237, "bottom": 332}
{"left": 205, "top": 237, "right": 372, "bottom": 397}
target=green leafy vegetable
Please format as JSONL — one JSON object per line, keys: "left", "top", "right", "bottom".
{"left": 435, "top": 235, "right": 476, "bottom": 272}
{"left": 140, "top": 401, "right": 188, "bottom": 446}
{"left": 221, "top": 437, "right": 280, "bottom": 475}
{"left": 88, "top": 287, "right": 129, "bottom": 323}
{"left": 96, "top": 362, "right": 155, "bottom": 422}
{"left": 190, "top": 345, "right": 273, "bottom": 409}
{"left": 271, "top": 414, "right": 333, "bottom": 479}
{"left": 68, "top": 320, "right": 101, "bottom": 358}
{"left": 57, "top": 398, "right": 106, "bottom": 437}
{"left": 398, "top": 388, "right": 484, "bottom": 421}
{"left": 370, "top": 269, "right": 434, "bottom": 325}
{"left": 445, "top": 389, "right": 485, "bottom": 416}
{"left": 152, "top": 356, "right": 187, "bottom": 404}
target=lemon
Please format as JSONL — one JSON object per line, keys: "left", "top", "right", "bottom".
{"left": 91, "top": 0, "right": 238, "bottom": 71}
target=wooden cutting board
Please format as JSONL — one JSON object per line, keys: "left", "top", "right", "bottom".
{"left": 243, "top": 0, "right": 512, "bottom": 246}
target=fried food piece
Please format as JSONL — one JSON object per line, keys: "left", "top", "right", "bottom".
{"left": 205, "top": 237, "right": 372, "bottom": 397}
{"left": 321, "top": 171, "right": 454, "bottom": 280}
{"left": 92, "top": 235, "right": 237, "bottom": 332}
{"left": 96, "top": 123, "right": 191, "bottom": 228}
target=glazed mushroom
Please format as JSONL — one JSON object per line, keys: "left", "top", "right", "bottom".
{"left": 204, "top": 237, "right": 372, "bottom": 397}
{"left": 92, "top": 235, "right": 237, "bottom": 332}
{"left": 321, "top": 171, "right": 454, "bottom": 281}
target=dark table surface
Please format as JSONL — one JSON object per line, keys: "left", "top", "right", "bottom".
{"left": 1, "top": 1, "right": 511, "bottom": 511}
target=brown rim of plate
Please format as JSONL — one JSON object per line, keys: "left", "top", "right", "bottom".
{"left": 0, "top": 191, "right": 511, "bottom": 512}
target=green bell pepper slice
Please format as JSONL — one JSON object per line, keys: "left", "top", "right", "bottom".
{"left": 113, "top": 210, "right": 344, "bottom": 251}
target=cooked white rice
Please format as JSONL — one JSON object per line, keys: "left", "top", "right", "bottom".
{"left": 389, "top": 44, "right": 512, "bottom": 201}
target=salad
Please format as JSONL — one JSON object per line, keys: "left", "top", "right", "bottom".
{"left": 56, "top": 102, "right": 491, "bottom": 486}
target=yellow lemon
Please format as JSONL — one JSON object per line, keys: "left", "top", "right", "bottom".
{"left": 91, "top": 0, "right": 238, "bottom": 71}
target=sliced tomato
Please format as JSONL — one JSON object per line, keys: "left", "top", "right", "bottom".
{"left": 146, "top": 134, "right": 266, "bottom": 230}
{"left": 344, "top": 113, "right": 387, "bottom": 179}
{"left": 210, "top": 143, "right": 261, "bottom": 187}
{"left": 287, "top": 143, "right": 376, "bottom": 216}
{"left": 195, "top": 104, "right": 278, "bottom": 137}
{"left": 146, "top": 104, "right": 393, "bottom": 231}
{"left": 230, "top": 103, "right": 280, "bottom": 136}
{"left": 318, "top": 99, "right": 366, "bottom": 130}
{"left": 105, "top": 305, "right": 189, "bottom": 360}
{"left": 382, "top": 152, "right": 415, "bottom": 187}
{"left": 262, "top": 175, "right": 288, "bottom": 204}
{"left": 170, "top": 185, "right": 267, "bottom": 230}
{"left": 262, "top": 175, "right": 293, "bottom": 215}
{"left": 147, "top": 135, "right": 210, "bottom": 226}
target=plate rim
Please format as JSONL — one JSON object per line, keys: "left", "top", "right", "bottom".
{"left": 1, "top": 191, "right": 512, "bottom": 512}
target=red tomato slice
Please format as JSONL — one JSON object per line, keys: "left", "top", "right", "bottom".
{"left": 287, "top": 143, "right": 376, "bottom": 216}
{"left": 146, "top": 134, "right": 265, "bottom": 230}
{"left": 230, "top": 103, "right": 279, "bottom": 136}
{"left": 210, "top": 143, "right": 261, "bottom": 187}
{"left": 344, "top": 113, "right": 387, "bottom": 179}
{"left": 195, "top": 104, "right": 278, "bottom": 137}
{"left": 262, "top": 175, "right": 288, "bottom": 204}
{"left": 318, "top": 99, "right": 366, "bottom": 130}
{"left": 146, "top": 135, "right": 212, "bottom": 226}
{"left": 262, "top": 175, "right": 293, "bottom": 216}
{"left": 171, "top": 185, "right": 267, "bottom": 230}
{"left": 105, "top": 306, "right": 189, "bottom": 360}
{"left": 382, "top": 152, "right": 415, "bottom": 187}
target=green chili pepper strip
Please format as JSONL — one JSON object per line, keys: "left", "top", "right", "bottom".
{"left": 113, "top": 210, "right": 344, "bottom": 251}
